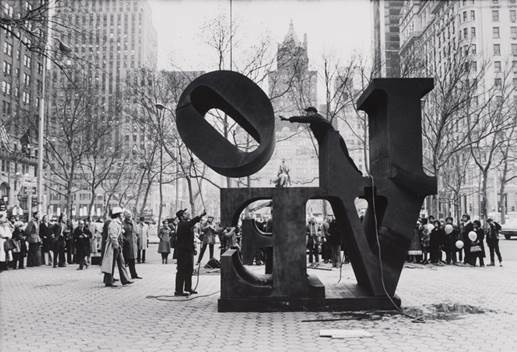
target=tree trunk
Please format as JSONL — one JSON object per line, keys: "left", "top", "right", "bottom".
{"left": 481, "top": 169, "right": 489, "bottom": 224}
{"left": 186, "top": 177, "right": 196, "bottom": 215}
{"left": 133, "top": 168, "right": 147, "bottom": 217}
{"left": 88, "top": 183, "right": 96, "bottom": 219}
{"left": 139, "top": 175, "right": 153, "bottom": 217}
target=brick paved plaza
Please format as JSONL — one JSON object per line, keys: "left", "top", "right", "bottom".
{"left": 1, "top": 241, "right": 517, "bottom": 352}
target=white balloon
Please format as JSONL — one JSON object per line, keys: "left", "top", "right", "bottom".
{"left": 468, "top": 231, "right": 477, "bottom": 242}
{"left": 455, "top": 240, "right": 464, "bottom": 249}
{"left": 444, "top": 224, "right": 454, "bottom": 235}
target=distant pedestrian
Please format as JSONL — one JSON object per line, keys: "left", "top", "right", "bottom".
{"left": 0, "top": 212, "right": 13, "bottom": 271}
{"left": 122, "top": 211, "right": 141, "bottom": 280}
{"left": 158, "top": 220, "right": 171, "bottom": 264}
{"left": 74, "top": 220, "right": 91, "bottom": 270}
{"left": 10, "top": 219, "right": 26, "bottom": 269}
{"left": 443, "top": 217, "right": 459, "bottom": 265}
{"left": 136, "top": 217, "right": 149, "bottom": 264}
{"left": 53, "top": 215, "right": 67, "bottom": 267}
{"left": 327, "top": 216, "right": 341, "bottom": 268}
{"left": 408, "top": 221, "right": 422, "bottom": 263}
{"left": 25, "top": 212, "right": 41, "bottom": 267}
{"left": 307, "top": 218, "right": 320, "bottom": 267}
{"left": 420, "top": 218, "right": 433, "bottom": 264}
{"left": 197, "top": 216, "right": 216, "bottom": 265}
{"left": 460, "top": 214, "right": 474, "bottom": 265}
{"left": 39, "top": 215, "right": 54, "bottom": 266}
{"left": 64, "top": 218, "right": 74, "bottom": 264}
{"left": 486, "top": 218, "right": 503, "bottom": 267}
{"left": 469, "top": 220, "right": 485, "bottom": 267}
{"left": 430, "top": 220, "right": 444, "bottom": 264}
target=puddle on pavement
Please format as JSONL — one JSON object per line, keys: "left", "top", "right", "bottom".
{"left": 318, "top": 303, "right": 499, "bottom": 323}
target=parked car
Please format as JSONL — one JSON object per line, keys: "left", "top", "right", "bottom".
{"left": 501, "top": 220, "right": 517, "bottom": 240}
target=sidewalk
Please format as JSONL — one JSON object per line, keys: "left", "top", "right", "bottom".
{"left": 1, "top": 249, "right": 516, "bottom": 352}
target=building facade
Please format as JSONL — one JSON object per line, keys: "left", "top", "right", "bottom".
{"left": 257, "top": 23, "right": 319, "bottom": 189}
{"left": 1, "top": 0, "right": 45, "bottom": 218}
{"left": 372, "top": 0, "right": 405, "bottom": 77}
{"left": 47, "top": 0, "right": 158, "bottom": 217}
{"left": 399, "top": 0, "right": 517, "bottom": 221}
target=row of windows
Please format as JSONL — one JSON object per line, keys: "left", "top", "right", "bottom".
{"left": 0, "top": 160, "right": 36, "bottom": 177}
{"left": 493, "top": 43, "right": 517, "bottom": 55}
{"left": 492, "top": 9, "right": 517, "bottom": 22}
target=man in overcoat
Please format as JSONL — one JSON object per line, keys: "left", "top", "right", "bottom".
{"left": 101, "top": 207, "right": 132, "bottom": 287}
{"left": 174, "top": 208, "right": 205, "bottom": 296}
{"left": 122, "top": 210, "right": 141, "bottom": 279}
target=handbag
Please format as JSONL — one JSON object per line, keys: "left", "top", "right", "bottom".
{"left": 470, "top": 245, "right": 482, "bottom": 253}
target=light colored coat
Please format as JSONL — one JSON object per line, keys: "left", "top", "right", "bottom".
{"left": 135, "top": 222, "right": 149, "bottom": 250}
{"left": 100, "top": 219, "right": 122, "bottom": 274}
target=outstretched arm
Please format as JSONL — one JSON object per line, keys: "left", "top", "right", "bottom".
{"left": 278, "top": 115, "right": 311, "bottom": 123}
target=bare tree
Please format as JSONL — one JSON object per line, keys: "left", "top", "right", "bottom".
{"left": 467, "top": 68, "right": 516, "bottom": 222}
{"left": 45, "top": 67, "right": 117, "bottom": 215}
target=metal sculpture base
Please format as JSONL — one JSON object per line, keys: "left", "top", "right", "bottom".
{"left": 218, "top": 249, "right": 400, "bottom": 312}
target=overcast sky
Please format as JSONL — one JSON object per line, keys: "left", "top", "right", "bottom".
{"left": 149, "top": 0, "right": 373, "bottom": 75}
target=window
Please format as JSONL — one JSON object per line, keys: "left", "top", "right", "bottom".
{"left": 512, "top": 27, "right": 517, "bottom": 40}
{"left": 463, "top": 27, "right": 468, "bottom": 39}
{"left": 492, "top": 9, "right": 499, "bottom": 21}
{"left": 2, "top": 62, "right": 11, "bottom": 75}
{"left": 23, "top": 73, "right": 30, "bottom": 86}
{"left": 471, "top": 27, "right": 476, "bottom": 38}
{"left": 1, "top": 81, "right": 11, "bottom": 95}
{"left": 512, "top": 10, "right": 517, "bottom": 23}
{"left": 471, "top": 61, "right": 477, "bottom": 72}
{"left": 471, "top": 10, "right": 475, "bottom": 21}
{"left": 23, "top": 55, "right": 31, "bottom": 68}
{"left": 513, "top": 44, "right": 517, "bottom": 56}
{"left": 494, "top": 78, "right": 502, "bottom": 88}
{"left": 494, "top": 61, "right": 502, "bottom": 72}
{"left": 2, "top": 101, "right": 10, "bottom": 114}
{"left": 494, "top": 43, "right": 501, "bottom": 55}
{"left": 513, "top": 61, "right": 517, "bottom": 73}
{"left": 463, "top": 11, "right": 467, "bottom": 22}
{"left": 471, "top": 44, "right": 477, "bottom": 55}
{"left": 3, "top": 43, "right": 12, "bottom": 57}
{"left": 493, "top": 26, "right": 500, "bottom": 38}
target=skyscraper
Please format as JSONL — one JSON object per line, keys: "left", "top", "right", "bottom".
{"left": 372, "top": 0, "right": 404, "bottom": 77}
{"left": 47, "top": 0, "right": 158, "bottom": 216}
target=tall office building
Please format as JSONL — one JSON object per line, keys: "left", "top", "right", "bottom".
{"left": 47, "top": 0, "right": 158, "bottom": 216}
{"left": 372, "top": 0, "right": 405, "bottom": 77}
{"left": 0, "top": 0, "right": 46, "bottom": 216}
{"left": 399, "top": 0, "right": 517, "bottom": 218}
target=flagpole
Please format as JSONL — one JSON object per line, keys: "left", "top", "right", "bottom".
{"left": 37, "top": 8, "right": 51, "bottom": 215}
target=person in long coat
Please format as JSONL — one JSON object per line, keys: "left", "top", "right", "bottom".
{"left": 52, "top": 215, "right": 67, "bottom": 268}
{"left": 39, "top": 215, "right": 54, "bottom": 266}
{"left": 429, "top": 220, "right": 445, "bottom": 264}
{"left": 122, "top": 211, "right": 141, "bottom": 279}
{"left": 460, "top": 214, "right": 474, "bottom": 265}
{"left": 74, "top": 220, "right": 91, "bottom": 270}
{"left": 469, "top": 220, "right": 486, "bottom": 267}
{"left": 158, "top": 220, "right": 171, "bottom": 264}
{"left": 443, "top": 217, "right": 460, "bottom": 265}
{"left": 407, "top": 221, "right": 422, "bottom": 263}
{"left": 25, "top": 212, "right": 41, "bottom": 267}
{"left": 101, "top": 207, "right": 132, "bottom": 287}
{"left": 135, "top": 217, "right": 149, "bottom": 264}
{"left": 0, "top": 212, "right": 13, "bottom": 271}
{"left": 174, "top": 208, "right": 205, "bottom": 296}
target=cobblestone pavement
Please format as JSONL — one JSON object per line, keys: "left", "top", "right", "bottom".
{"left": 1, "top": 242, "right": 516, "bottom": 352}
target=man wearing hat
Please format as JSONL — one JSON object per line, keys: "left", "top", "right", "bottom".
{"left": 279, "top": 107, "right": 361, "bottom": 173}
{"left": 101, "top": 207, "right": 132, "bottom": 287}
{"left": 174, "top": 208, "right": 206, "bottom": 296}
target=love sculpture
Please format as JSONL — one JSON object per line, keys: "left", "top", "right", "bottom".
{"left": 176, "top": 71, "right": 436, "bottom": 312}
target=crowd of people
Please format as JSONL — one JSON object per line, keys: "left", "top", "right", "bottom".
{"left": 0, "top": 210, "right": 151, "bottom": 273}
{"left": 408, "top": 214, "right": 503, "bottom": 267}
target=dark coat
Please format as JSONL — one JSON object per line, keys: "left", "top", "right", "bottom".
{"left": 175, "top": 216, "right": 202, "bottom": 254}
{"left": 74, "top": 227, "right": 92, "bottom": 255}
{"left": 122, "top": 220, "right": 137, "bottom": 260}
